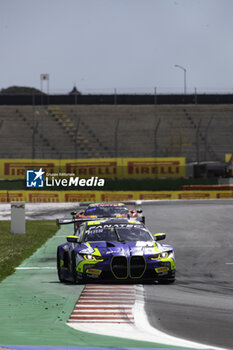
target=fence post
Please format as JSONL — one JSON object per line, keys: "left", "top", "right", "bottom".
{"left": 154, "top": 118, "right": 160, "bottom": 157}
{"left": 194, "top": 88, "right": 197, "bottom": 104}
{"left": 114, "top": 119, "right": 120, "bottom": 158}
{"left": 74, "top": 119, "right": 80, "bottom": 158}
{"left": 114, "top": 88, "right": 117, "bottom": 105}
{"left": 204, "top": 116, "right": 213, "bottom": 161}
{"left": 196, "top": 119, "right": 201, "bottom": 176}
{"left": 32, "top": 121, "right": 38, "bottom": 159}
{"left": 154, "top": 87, "right": 157, "bottom": 105}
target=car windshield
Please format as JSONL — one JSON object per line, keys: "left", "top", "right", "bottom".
{"left": 85, "top": 227, "right": 118, "bottom": 241}
{"left": 84, "top": 224, "right": 152, "bottom": 242}
{"left": 115, "top": 227, "right": 152, "bottom": 241}
{"left": 84, "top": 206, "right": 129, "bottom": 217}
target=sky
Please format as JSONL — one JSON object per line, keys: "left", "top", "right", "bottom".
{"left": 1, "top": 0, "right": 233, "bottom": 94}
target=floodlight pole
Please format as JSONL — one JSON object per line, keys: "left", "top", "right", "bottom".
{"left": 174, "top": 64, "right": 187, "bottom": 95}
{"left": 154, "top": 118, "right": 160, "bottom": 157}
{"left": 40, "top": 74, "right": 50, "bottom": 94}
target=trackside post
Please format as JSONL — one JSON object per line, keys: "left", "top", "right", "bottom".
{"left": 11, "top": 201, "right": 25, "bottom": 234}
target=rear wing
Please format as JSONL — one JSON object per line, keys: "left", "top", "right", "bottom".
{"left": 56, "top": 215, "right": 145, "bottom": 227}
{"left": 56, "top": 217, "right": 100, "bottom": 235}
{"left": 56, "top": 215, "right": 120, "bottom": 229}
{"left": 56, "top": 217, "right": 96, "bottom": 227}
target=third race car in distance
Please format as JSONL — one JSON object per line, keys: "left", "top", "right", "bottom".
{"left": 57, "top": 218, "right": 176, "bottom": 284}
{"left": 75, "top": 202, "right": 145, "bottom": 223}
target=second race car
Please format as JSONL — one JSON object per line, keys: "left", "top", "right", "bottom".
{"left": 75, "top": 202, "right": 145, "bottom": 223}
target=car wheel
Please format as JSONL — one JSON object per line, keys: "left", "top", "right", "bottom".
{"left": 158, "top": 278, "right": 175, "bottom": 284}
{"left": 57, "top": 251, "right": 66, "bottom": 283}
{"left": 71, "top": 251, "right": 82, "bottom": 284}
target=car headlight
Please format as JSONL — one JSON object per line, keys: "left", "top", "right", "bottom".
{"left": 150, "top": 252, "right": 168, "bottom": 260}
{"left": 84, "top": 254, "right": 93, "bottom": 260}
{"left": 82, "top": 254, "right": 104, "bottom": 262}
{"left": 150, "top": 250, "right": 174, "bottom": 260}
{"left": 167, "top": 250, "right": 175, "bottom": 259}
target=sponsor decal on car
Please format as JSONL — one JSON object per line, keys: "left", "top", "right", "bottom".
{"left": 86, "top": 268, "right": 102, "bottom": 276}
{"left": 155, "top": 266, "right": 170, "bottom": 273}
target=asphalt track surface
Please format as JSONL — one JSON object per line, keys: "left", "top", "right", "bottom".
{"left": 142, "top": 200, "right": 233, "bottom": 350}
{"left": 1, "top": 200, "right": 233, "bottom": 350}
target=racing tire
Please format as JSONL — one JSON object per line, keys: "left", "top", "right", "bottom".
{"left": 57, "top": 251, "right": 66, "bottom": 283}
{"left": 158, "top": 278, "right": 175, "bottom": 284}
{"left": 71, "top": 251, "right": 82, "bottom": 284}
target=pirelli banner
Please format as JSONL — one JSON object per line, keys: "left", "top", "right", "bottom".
{"left": 0, "top": 190, "right": 233, "bottom": 203}
{"left": 0, "top": 159, "right": 59, "bottom": 180}
{"left": 0, "top": 157, "right": 186, "bottom": 180}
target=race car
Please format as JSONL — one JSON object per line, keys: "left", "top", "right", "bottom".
{"left": 75, "top": 202, "right": 145, "bottom": 223}
{"left": 57, "top": 218, "right": 176, "bottom": 284}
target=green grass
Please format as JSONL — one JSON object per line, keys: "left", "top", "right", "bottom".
{"left": 0, "top": 220, "right": 58, "bottom": 282}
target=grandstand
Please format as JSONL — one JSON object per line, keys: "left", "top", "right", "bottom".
{"left": 0, "top": 104, "right": 232, "bottom": 162}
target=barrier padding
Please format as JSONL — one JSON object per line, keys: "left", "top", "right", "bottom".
{"left": 180, "top": 184, "right": 233, "bottom": 190}
{"left": 0, "top": 190, "right": 233, "bottom": 202}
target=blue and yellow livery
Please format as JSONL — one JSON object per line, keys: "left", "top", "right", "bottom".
{"left": 57, "top": 218, "right": 176, "bottom": 284}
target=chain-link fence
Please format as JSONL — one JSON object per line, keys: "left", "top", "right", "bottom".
{"left": 0, "top": 101, "right": 232, "bottom": 167}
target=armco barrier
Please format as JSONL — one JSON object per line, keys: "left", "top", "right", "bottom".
{"left": 0, "top": 190, "right": 233, "bottom": 202}
{"left": 180, "top": 185, "right": 233, "bottom": 190}
{"left": 2, "top": 92, "right": 233, "bottom": 105}
{"left": 0, "top": 157, "right": 186, "bottom": 179}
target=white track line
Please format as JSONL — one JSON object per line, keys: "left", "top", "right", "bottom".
{"left": 74, "top": 304, "right": 132, "bottom": 307}
{"left": 74, "top": 306, "right": 132, "bottom": 308}
{"left": 15, "top": 267, "right": 56, "bottom": 270}
{"left": 72, "top": 311, "right": 132, "bottom": 314}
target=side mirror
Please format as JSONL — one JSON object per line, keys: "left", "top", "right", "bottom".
{"left": 67, "top": 235, "right": 79, "bottom": 243}
{"left": 71, "top": 211, "right": 77, "bottom": 217}
{"left": 137, "top": 209, "right": 143, "bottom": 213}
{"left": 154, "top": 233, "right": 166, "bottom": 241}
{"left": 141, "top": 216, "right": 145, "bottom": 224}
